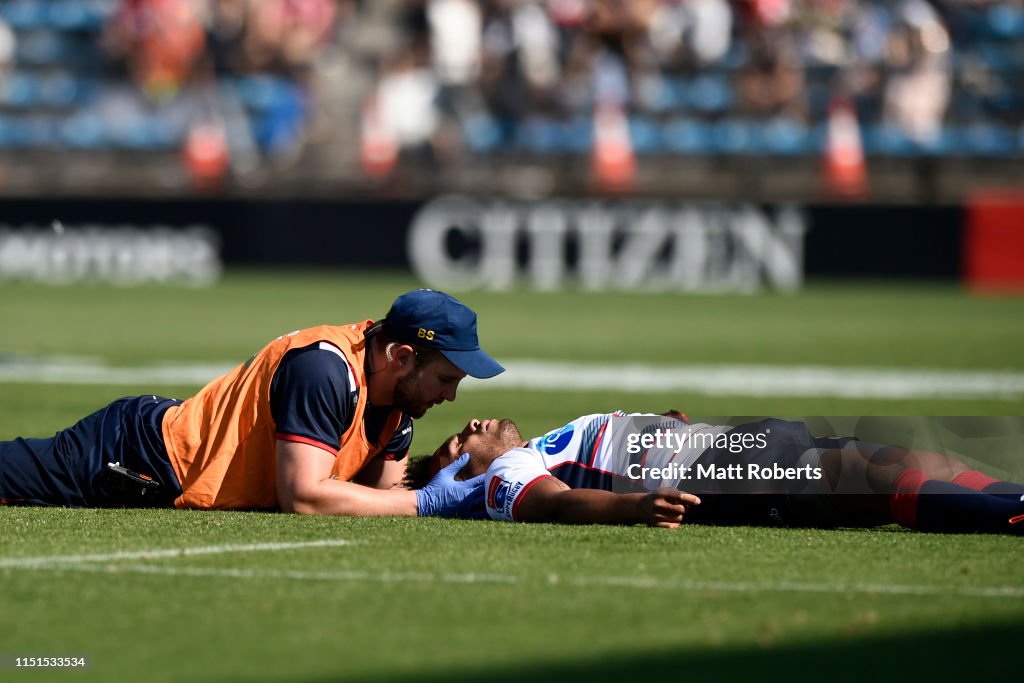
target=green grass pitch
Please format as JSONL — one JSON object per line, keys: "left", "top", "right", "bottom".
{"left": 1, "top": 271, "right": 1022, "bottom": 682}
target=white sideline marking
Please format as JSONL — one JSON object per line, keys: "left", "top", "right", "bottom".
{"left": 0, "top": 539, "right": 353, "bottom": 569}
{"left": 4, "top": 558, "right": 1021, "bottom": 599}
{"left": 566, "top": 576, "right": 1024, "bottom": 599}
{"left": 468, "top": 361, "right": 1024, "bottom": 400}
{"left": 2, "top": 356, "right": 1024, "bottom": 399}
{"left": 0, "top": 357, "right": 237, "bottom": 386}
{"left": 27, "top": 563, "right": 521, "bottom": 586}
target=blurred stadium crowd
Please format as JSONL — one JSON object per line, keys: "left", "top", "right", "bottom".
{"left": 0, "top": 0, "right": 1022, "bottom": 192}
{"left": 383, "top": 0, "right": 1024, "bottom": 160}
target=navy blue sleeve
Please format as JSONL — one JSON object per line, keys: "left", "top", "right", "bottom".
{"left": 270, "top": 343, "right": 355, "bottom": 454}
{"left": 383, "top": 414, "right": 413, "bottom": 461}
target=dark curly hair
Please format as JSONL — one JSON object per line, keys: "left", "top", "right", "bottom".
{"left": 403, "top": 455, "right": 436, "bottom": 490}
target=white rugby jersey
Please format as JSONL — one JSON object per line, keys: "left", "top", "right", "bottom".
{"left": 484, "top": 412, "right": 731, "bottom": 522}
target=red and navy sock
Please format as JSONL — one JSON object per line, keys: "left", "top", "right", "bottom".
{"left": 890, "top": 469, "right": 1023, "bottom": 533}
{"left": 952, "top": 470, "right": 1024, "bottom": 500}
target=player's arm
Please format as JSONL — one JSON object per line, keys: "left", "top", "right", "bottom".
{"left": 352, "top": 414, "right": 413, "bottom": 490}
{"left": 271, "top": 345, "right": 415, "bottom": 514}
{"left": 515, "top": 478, "right": 700, "bottom": 528}
{"left": 352, "top": 456, "right": 408, "bottom": 490}
{"left": 276, "top": 440, "right": 417, "bottom": 515}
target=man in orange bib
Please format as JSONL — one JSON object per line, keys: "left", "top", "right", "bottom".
{"left": 0, "top": 290, "right": 503, "bottom": 518}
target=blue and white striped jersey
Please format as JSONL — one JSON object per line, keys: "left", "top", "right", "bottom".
{"left": 484, "top": 412, "right": 731, "bottom": 522}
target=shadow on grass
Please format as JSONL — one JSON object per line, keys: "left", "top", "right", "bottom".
{"left": 286, "top": 619, "right": 1023, "bottom": 683}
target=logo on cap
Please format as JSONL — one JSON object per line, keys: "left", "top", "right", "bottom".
{"left": 383, "top": 289, "right": 505, "bottom": 379}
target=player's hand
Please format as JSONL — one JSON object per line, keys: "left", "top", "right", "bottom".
{"left": 415, "top": 453, "right": 486, "bottom": 519}
{"left": 639, "top": 488, "right": 701, "bottom": 528}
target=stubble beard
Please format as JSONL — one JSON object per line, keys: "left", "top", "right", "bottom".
{"left": 392, "top": 370, "right": 430, "bottom": 419}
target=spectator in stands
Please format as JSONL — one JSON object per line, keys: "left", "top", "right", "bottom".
{"left": 206, "top": 0, "right": 250, "bottom": 76}
{"left": 478, "top": 1, "right": 560, "bottom": 134}
{"left": 429, "top": 0, "right": 482, "bottom": 90}
{"left": 102, "top": 0, "right": 208, "bottom": 103}
{"left": 736, "top": 27, "right": 807, "bottom": 121}
{"left": 883, "top": 0, "right": 951, "bottom": 145}
{"left": 375, "top": 40, "right": 444, "bottom": 161}
{"left": 6, "top": 0, "right": 1024, "bottom": 182}
{"left": 642, "top": 0, "right": 734, "bottom": 74}
{"left": 243, "top": 0, "right": 339, "bottom": 77}
{"left": 427, "top": 0, "right": 484, "bottom": 155}
{"left": 0, "top": 16, "right": 14, "bottom": 82}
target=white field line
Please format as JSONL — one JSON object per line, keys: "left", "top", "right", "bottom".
{"left": 469, "top": 361, "right": 1024, "bottom": 400}
{"left": 0, "top": 539, "right": 353, "bottom": 569}
{"left": 0, "top": 358, "right": 237, "bottom": 386}
{"left": 7, "top": 560, "right": 1022, "bottom": 599}
{"left": 1, "top": 356, "right": 1024, "bottom": 400}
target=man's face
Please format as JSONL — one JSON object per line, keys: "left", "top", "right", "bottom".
{"left": 431, "top": 418, "right": 523, "bottom": 477}
{"left": 393, "top": 354, "right": 467, "bottom": 419}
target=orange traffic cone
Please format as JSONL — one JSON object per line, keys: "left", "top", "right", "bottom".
{"left": 183, "top": 119, "right": 229, "bottom": 191}
{"left": 360, "top": 92, "right": 398, "bottom": 179}
{"left": 824, "top": 95, "right": 867, "bottom": 199}
{"left": 592, "top": 102, "right": 636, "bottom": 193}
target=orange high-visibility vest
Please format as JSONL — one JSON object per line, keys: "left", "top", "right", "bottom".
{"left": 162, "top": 321, "right": 402, "bottom": 509}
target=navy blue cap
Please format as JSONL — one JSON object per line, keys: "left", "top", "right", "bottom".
{"left": 382, "top": 289, "right": 504, "bottom": 379}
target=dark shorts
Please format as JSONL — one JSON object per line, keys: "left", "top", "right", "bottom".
{"left": 0, "top": 396, "right": 183, "bottom": 507}
{"left": 682, "top": 418, "right": 871, "bottom": 528}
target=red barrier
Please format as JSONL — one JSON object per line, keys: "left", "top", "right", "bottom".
{"left": 965, "top": 191, "right": 1024, "bottom": 293}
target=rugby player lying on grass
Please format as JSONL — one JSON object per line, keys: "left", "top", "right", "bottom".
{"left": 408, "top": 413, "right": 1024, "bottom": 534}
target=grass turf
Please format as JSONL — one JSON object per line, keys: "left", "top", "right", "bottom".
{"left": 1, "top": 510, "right": 1022, "bottom": 683}
{"left": 0, "top": 271, "right": 1022, "bottom": 681}
{"left": 1, "top": 271, "right": 1023, "bottom": 371}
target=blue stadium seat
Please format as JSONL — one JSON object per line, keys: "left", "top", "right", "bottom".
{"left": 864, "top": 124, "right": 954, "bottom": 157}
{"left": 560, "top": 116, "right": 592, "bottom": 154}
{"left": 956, "top": 122, "right": 1017, "bottom": 157}
{"left": 47, "top": 0, "right": 107, "bottom": 31}
{"left": 923, "top": 128, "right": 955, "bottom": 155}
{"left": 648, "top": 77, "right": 686, "bottom": 113}
{"left": 59, "top": 110, "right": 106, "bottom": 149}
{"left": 250, "top": 82, "right": 308, "bottom": 156}
{"left": 864, "top": 123, "right": 915, "bottom": 157}
{"left": 661, "top": 118, "right": 711, "bottom": 154}
{"left": 1, "top": 72, "right": 38, "bottom": 108}
{"left": 515, "top": 116, "right": 561, "bottom": 153}
{"left": 988, "top": 4, "right": 1024, "bottom": 39}
{"left": 2, "top": 0, "right": 47, "bottom": 30}
{"left": 628, "top": 116, "right": 662, "bottom": 154}
{"left": 106, "top": 117, "right": 171, "bottom": 151}
{"left": 37, "top": 73, "right": 91, "bottom": 108}
{"left": 463, "top": 112, "right": 501, "bottom": 153}
{"left": 685, "top": 75, "right": 732, "bottom": 114}
{"left": 760, "top": 118, "right": 813, "bottom": 155}
{"left": 15, "top": 30, "right": 65, "bottom": 65}
{"left": 235, "top": 76, "right": 294, "bottom": 111}
{"left": 14, "top": 115, "right": 59, "bottom": 148}
{"left": 0, "top": 116, "right": 13, "bottom": 147}
{"left": 710, "top": 118, "right": 761, "bottom": 155}
{"left": 0, "top": 116, "right": 43, "bottom": 149}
